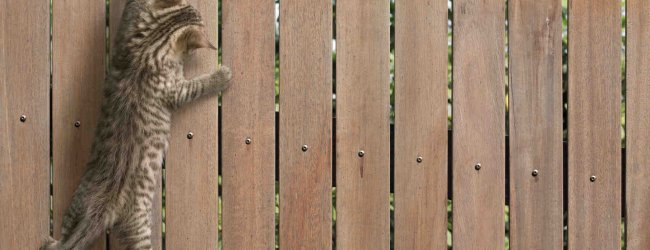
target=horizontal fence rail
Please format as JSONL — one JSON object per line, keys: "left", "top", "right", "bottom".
{"left": 0, "top": 0, "right": 646, "bottom": 249}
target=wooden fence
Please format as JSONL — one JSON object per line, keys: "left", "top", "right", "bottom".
{"left": 1, "top": 0, "right": 648, "bottom": 249}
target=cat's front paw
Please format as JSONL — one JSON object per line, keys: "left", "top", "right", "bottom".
{"left": 209, "top": 65, "right": 233, "bottom": 92}
{"left": 217, "top": 65, "right": 232, "bottom": 83}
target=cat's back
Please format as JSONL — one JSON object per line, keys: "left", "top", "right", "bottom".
{"left": 100, "top": 72, "right": 172, "bottom": 137}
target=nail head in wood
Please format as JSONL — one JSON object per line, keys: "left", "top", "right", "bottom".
{"left": 474, "top": 163, "right": 482, "bottom": 171}
{"left": 532, "top": 169, "right": 539, "bottom": 177}
{"left": 302, "top": 145, "right": 309, "bottom": 152}
{"left": 74, "top": 121, "right": 81, "bottom": 128}
{"left": 416, "top": 157, "right": 423, "bottom": 163}
{"left": 358, "top": 150, "right": 365, "bottom": 157}
{"left": 20, "top": 115, "right": 27, "bottom": 123}
{"left": 245, "top": 138, "right": 252, "bottom": 145}
{"left": 590, "top": 176, "right": 597, "bottom": 182}
{"left": 187, "top": 132, "right": 194, "bottom": 140}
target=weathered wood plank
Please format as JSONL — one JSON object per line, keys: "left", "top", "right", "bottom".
{"left": 335, "top": 0, "right": 390, "bottom": 249}
{"left": 164, "top": 0, "right": 220, "bottom": 249}
{"left": 567, "top": 0, "right": 621, "bottom": 249}
{"left": 107, "top": 1, "right": 163, "bottom": 249}
{"left": 508, "top": 0, "right": 563, "bottom": 249}
{"left": 221, "top": 0, "right": 276, "bottom": 249}
{"left": 625, "top": 1, "right": 650, "bottom": 249}
{"left": 452, "top": 0, "right": 506, "bottom": 248}
{"left": 52, "top": 0, "right": 107, "bottom": 249}
{"left": 279, "top": 0, "right": 333, "bottom": 248}
{"left": 393, "top": 0, "right": 448, "bottom": 248}
{"left": 0, "top": 0, "right": 50, "bottom": 248}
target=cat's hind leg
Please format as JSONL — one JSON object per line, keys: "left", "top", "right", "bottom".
{"left": 39, "top": 236, "right": 59, "bottom": 250}
{"left": 56, "top": 209, "right": 111, "bottom": 250}
{"left": 59, "top": 218, "right": 106, "bottom": 250}
{"left": 39, "top": 212, "right": 75, "bottom": 250}
{"left": 114, "top": 207, "right": 154, "bottom": 250}
{"left": 40, "top": 193, "right": 85, "bottom": 250}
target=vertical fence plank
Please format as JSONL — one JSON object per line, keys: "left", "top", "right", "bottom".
{"left": 335, "top": 1, "right": 390, "bottom": 249}
{"left": 452, "top": 0, "right": 506, "bottom": 248}
{"left": 279, "top": 0, "right": 333, "bottom": 248}
{"left": 107, "top": 1, "right": 163, "bottom": 249}
{"left": 567, "top": 1, "right": 622, "bottom": 249}
{"left": 626, "top": 1, "right": 650, "bottom": 249}
{"left": 0, "top": 0, "right": 50, "bottom": 248}
{"left": 52, "top": 0, "right": 107, "bottom": 249}
{"left": 165, "top": 0, "right": 219, "bottom": 248}
{"left": 393, "top": 0, "right": 448, "bottom": 249}
{"left": 221, "top": 0, "right": 276, "bottom": 249}
{"left": 508, "top": 0, "right": 563, "bottom": 249}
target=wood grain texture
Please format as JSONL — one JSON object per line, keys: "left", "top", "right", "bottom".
{"left": 567, "top": 1, "right": 621, "bottom": 249}
{"left": 164, "top": 0, "right": 219, "bottom": 249}
{"left": 451, "top": 0, "right": 505, "bottom": 248}
{"left": 625, "top": 1, "right": 650, "bottom": 249}
{"left": 52, "top": 0, "right": 107, "bottom": 249}
{"left": 107, "top": 1, "right": 163, "bottom": 249}
{"left": 0, "top": 0, "right": 50, "bottom": 248}
{"left": 279, "top": 0, "right": 333, "bottom": 248}
{"left": 393, "top": 0, "right": 448, "bottom": 248}
{"left": 221, "top": 0, "right": 276, "bottom": 249}
{"left": 508, "top": 0, "right": 563, "bottom": 249}
{"left": 335, "top": 1, "right": 390, "bottom": 249}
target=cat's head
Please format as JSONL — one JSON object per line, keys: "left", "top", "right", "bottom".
{"left": 112, "top": 0, "right": 215, "bottom": 69}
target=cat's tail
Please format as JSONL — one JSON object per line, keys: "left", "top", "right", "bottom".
{"left": 40, "top": 236, "right": 60, "bottom": 250}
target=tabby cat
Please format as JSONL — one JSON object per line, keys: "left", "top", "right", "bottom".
{"left": 42, "top": 0, "right": 231, "bottom": 249}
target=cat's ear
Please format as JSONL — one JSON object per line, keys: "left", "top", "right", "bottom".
{"left": 153, "top": 0, "right": 183, "bottom": 9}
{"left": 177, "top": 27, "right": 217, "bottom": 51}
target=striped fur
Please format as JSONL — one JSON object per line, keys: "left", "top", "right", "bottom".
{"left": 42, "top": 1, "right": 231, "bottom": 249}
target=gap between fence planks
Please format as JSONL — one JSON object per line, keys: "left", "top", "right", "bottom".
{"left": 221, "top": 0, "right": 276, "bottom": 249}
{"left": 626, "top": 1, "right": 650, "bottom": 249}
{"left": 52, "top": 0, "right": 107, "bottom": 249}
{"left": 335, "top": 0, "right": 390, "bottom": 249}
{"left": 107, "top": 1, "right": 163, "bottom": 249}
{"left": 568, "top": 1, "right": 622, "bottom": 249}
{"left": 164, "top": 0, "right": 220, "bottom": 248}
{"left": 452, "top": 0, "right": 506, "bottom": 248}
{"left": 0, "top": 0, "right": 50, "bottom": 249}
{"left": 394, "top": 0, "right": 449, "bottom": 249}
{"left": 279, "top": 0, "right": 333, "bottom": 248}
{"left": 508, "top": 0, "right": 563, "bottom": 249}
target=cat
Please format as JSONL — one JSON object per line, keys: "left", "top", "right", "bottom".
{"left": 42, "top": 0, "right": 231, "bottom": 249}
